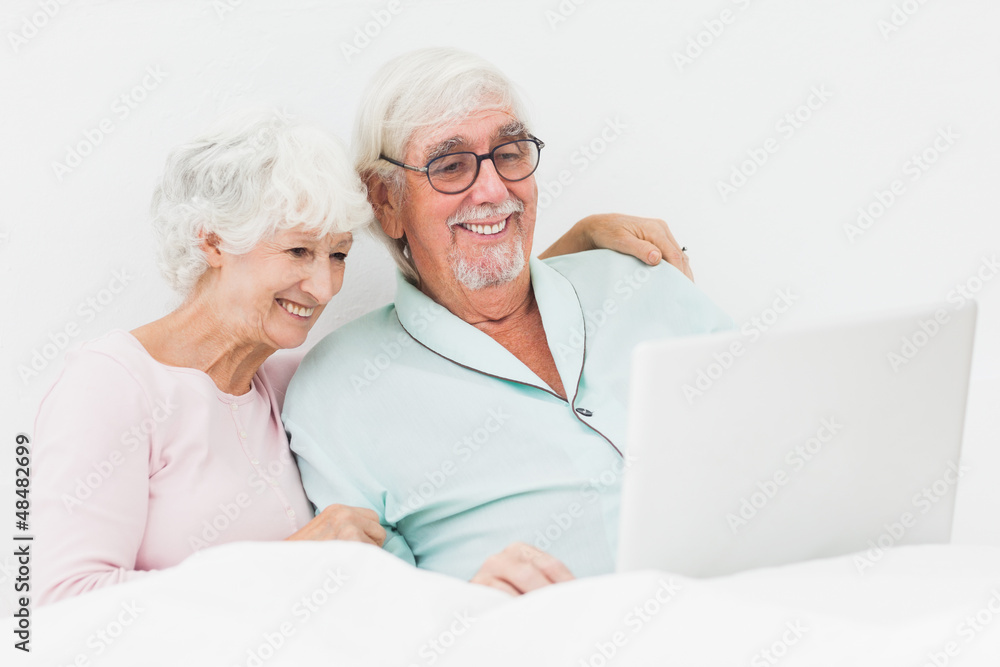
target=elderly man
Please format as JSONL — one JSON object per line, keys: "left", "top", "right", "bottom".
{"left": 283, "top": 48, "right": 733, "bottom": 594}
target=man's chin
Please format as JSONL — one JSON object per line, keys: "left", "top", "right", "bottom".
{"left": 451, "top": 242, "right": 527, "bottom": 291}
{"left": 456, "top": 273, "right": 519, "bottom": 291}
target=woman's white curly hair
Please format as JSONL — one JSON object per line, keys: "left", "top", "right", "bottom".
{"left": 150, "top": 109, "right": 373, "bottom": 296}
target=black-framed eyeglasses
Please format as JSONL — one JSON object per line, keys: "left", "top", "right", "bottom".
{"left": 380, "top": 137, "right": 545, "bottom": 195}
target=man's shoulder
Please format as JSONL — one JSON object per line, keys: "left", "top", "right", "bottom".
{"left": 286, "top": 303, "right": 412, "bottom": 401}
{"left": 298, "top": 304, "right": 401, "bottom": 367}
{"left": 540, "top": 249, "right": 691, "bottom": 294}
{"left": 541, "top": 247, "right": 641, "bottom": 271}
{"left": 540, "top": 249, "right": 736, "bottom": 333}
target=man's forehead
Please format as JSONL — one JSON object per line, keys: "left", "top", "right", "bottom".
{"left": 410, "top": 111, "right": 526, "bottom": 159}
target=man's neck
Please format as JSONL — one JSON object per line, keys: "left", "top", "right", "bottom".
{"left": 419, "top": 267, "right": 535, "bottom": 331}
{"left": 417, "top": 266, "right": 568, "bottom": 399}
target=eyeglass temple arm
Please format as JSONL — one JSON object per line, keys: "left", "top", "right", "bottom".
{"left": 379, "top": 154, "right": 428, "bottom": 173}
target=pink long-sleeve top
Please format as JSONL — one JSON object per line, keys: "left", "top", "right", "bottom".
{"left": 34, "top": 330, "right": 313, "bottom": 605}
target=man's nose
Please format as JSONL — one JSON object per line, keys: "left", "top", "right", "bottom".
{"left": 467, "top": 158, "right": 509, "bottom": 203}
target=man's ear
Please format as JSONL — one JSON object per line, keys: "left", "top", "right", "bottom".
{"left": 199, "top": 231, "right": 225, "bottom": 268}
{"left": 366, "top": 174, "right": 405, "bottom": 240}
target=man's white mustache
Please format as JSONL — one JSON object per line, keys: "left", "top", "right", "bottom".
{"left": 447, "top": 197, "right": 524, "bottom": 227}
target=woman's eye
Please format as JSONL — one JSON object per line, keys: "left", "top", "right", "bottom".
{"left": 332, "top": 252, "right": 348, "bottom": 261}
{"left": 288, "top": 248, "right": 310, "bottom": 258}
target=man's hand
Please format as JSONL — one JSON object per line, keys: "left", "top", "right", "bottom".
{"left": 469, "top": 542, "right": 575, "bottom": 595}
{"left": 539, "top": 213, "right": 693, "bottom": 281}
{"left": 285, "top": 504, "right": 386, "bottom": 546}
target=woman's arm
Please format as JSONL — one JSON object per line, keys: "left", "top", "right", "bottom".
{"left": 33, "top": 351, "right": 156, "bottom": 605}
{"left": 538, "top": 213, "right": 693, "bottom": 280}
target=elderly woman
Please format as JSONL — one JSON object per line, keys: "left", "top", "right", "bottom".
{"left": 34, "top": 109, "right": 692, "bottom": 605}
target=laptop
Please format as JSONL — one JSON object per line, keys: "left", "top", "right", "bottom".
{"left": 616, "top": 302, "right": 977, "bottom": 577}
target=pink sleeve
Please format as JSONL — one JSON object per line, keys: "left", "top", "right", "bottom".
{"left": 33, "top": 351, "right": 157, "bottom": 605}
{"left": 260, "top": 350, "right": 305, "bottom": 412}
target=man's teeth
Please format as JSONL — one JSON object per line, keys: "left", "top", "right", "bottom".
{"left": 460, "top": 219, "right": 506, "bottom": 235}
{"left": 278, "top": 299, "right": 315, "bottom": 317}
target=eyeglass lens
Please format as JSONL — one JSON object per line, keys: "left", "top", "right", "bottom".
{"left": 427, "top": 140, "right": 539, "bottom": 193}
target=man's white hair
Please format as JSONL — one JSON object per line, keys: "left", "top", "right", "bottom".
{"left": 151, "top": 108, "right": 372, "bottom": 296}
{"left": 353, "top": 47, "right": 531, "bottom": 284}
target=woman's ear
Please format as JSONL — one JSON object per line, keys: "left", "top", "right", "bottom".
{"left": 199, "top": 231, "right": 225, "bottom": 268}
{"left": 366, "top": 174, "right": 405, "bottom": 240}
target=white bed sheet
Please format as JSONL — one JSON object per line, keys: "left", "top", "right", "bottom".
{"left": 13, "top": 542, "right": 1000, "bottom": 666}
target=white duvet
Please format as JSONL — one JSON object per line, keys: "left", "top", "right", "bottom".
{"left": 13, "top": 542, "right": 1000, "bottom": 666}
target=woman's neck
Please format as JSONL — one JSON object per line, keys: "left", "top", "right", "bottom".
{"left": 130, "top": 294, "right": 276, "bottom": 395}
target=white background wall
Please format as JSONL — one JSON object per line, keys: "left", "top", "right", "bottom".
{"left": 0, "top": 0, "right": 997, "bottom": 581}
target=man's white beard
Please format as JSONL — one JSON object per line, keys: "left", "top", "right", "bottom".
{"left": 446, "top": 196, "right": 527, "bottom": 291}
{"left": 450, "top": 231, "right": 525, "bottom": 291}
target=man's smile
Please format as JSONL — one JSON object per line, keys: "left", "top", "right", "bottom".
{"left": 455, "top": 218, "right": 508, "bottom": 236}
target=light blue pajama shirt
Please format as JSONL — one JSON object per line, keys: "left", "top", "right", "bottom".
{"left": 283, "top": 249, "right": 733, "bottom": 579}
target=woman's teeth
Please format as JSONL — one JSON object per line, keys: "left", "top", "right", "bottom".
{"left": 459, "top": 219, "right": 506, "bottom": 235}
{"left": 277, "top": 299, "right": 315, "bottom": 318}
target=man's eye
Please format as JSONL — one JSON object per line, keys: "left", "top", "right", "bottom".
{"left": 430, "top": 155, "right": 471, "bottom": 177}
